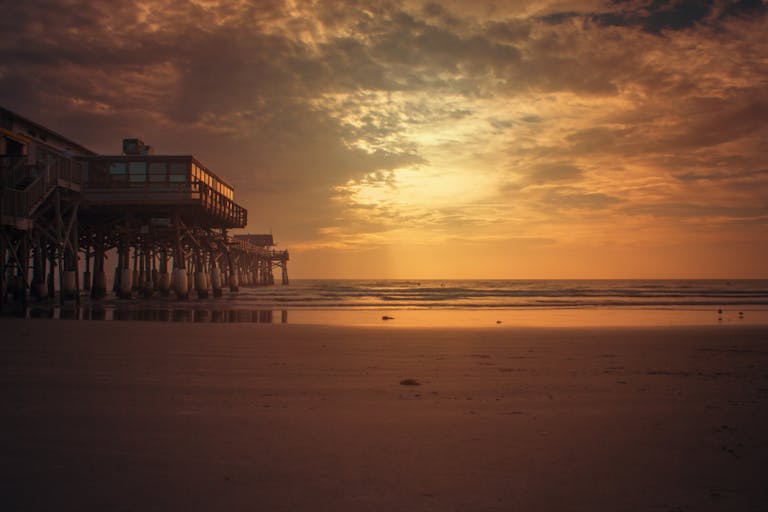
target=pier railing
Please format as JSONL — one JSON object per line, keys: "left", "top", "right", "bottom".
{"left": 82, "top": 180, "right": 247, "bottom": 228}
{"left": 195, "top": 180, "right": 247, "bottom": 228}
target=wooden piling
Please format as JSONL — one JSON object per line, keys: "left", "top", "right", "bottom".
{"left": 91, "top": 239, "right": 107, "bottom": 299}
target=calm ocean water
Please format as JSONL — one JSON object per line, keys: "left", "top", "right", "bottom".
{"left": 233, "top": 279, "right": 768, "bottom": 309}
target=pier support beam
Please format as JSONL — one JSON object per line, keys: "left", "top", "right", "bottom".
{"left": 281, "top": 263, "right": 289, "bottom": 285}
{"left": 172, "top": 223, "right": 188, "bottom": 300}
{"left": 158, "top": 248, "right": 170, "bottom": 296}
{"left": 47, "top": 247, "right": 56, "bottom": 299}
{"left": 30, "top": 235, "right": 47, "bottom": 300}
{"left": 151, "top": 247, "right": 159, "bottom": 292}
{"left": 211, "top": 257, "right": 222, "bottom": 297}
{"left": 131, "top": 245, "right": 139, "bottom": 292}
{"left": 228, "top": 256, "right": 239, "bottom": 292}
{"left": 195, "top": 250, "right": 208, "bottom": 299}
{"left": 117, "top": 238, "right": 132, "bottom": 299}
{"left": 91, "top": 240, "right": 107, "bottom": 299}
{"left": 141, "top": 243, "right": 153, "bottom": 298}
{"left": 82, "top": 248, "right": 91, "bottom": 292}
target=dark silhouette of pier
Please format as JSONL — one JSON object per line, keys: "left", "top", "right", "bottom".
{"left": 1, "top": 107, "right": 289, "bottom": 308}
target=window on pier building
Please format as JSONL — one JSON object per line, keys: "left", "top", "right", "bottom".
{"left": 169, "top": 161, "right": 188, "bottom": 182}
{"left": 128, "top": 161, "right": 147, "bottom": 183}
{"left": 149, "top": 162, "right": 166, "bottom": 182}
{"left": 109, "top": 162, "right": 127, "bottom": 183}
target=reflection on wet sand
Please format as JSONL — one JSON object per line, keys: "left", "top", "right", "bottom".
{"left": 5, "top": 307, "right": 288, "bottom": 323}
{"left": 8, "top": 305, "right": 768, "bottom": 327}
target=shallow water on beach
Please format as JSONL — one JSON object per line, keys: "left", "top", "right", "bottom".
{"left": 4, "top": 303, "right": 768, "bottom": 328}
{"left": 3, "top": 279, "right": 768, "bottom": 327}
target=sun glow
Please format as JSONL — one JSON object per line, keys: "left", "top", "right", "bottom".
{"left": 337, "top": 165, "right": 497, "bottom": 210}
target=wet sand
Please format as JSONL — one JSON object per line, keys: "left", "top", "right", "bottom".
{"left": 2, "top": 320, "right": 767, "bottom": 511}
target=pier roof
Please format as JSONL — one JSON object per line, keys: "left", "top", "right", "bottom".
{"left": 234, "top": 234, "right": 275, "bottom": 247}
{"left": 1, "top": 107, "right": 96, "bottom": 157}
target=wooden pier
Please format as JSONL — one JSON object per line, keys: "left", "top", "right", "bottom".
{"left": 1, "top": 107, "right": 288, "bottom": 307}
{"left": 232, "top": 234, "right": 290, "bottom": 286}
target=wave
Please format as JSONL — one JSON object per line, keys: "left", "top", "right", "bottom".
{"left": 230, "top": 279, "right": 768, "bottom": 309}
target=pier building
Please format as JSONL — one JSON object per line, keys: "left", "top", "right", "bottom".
{"left": 1, "top": 106, "right": 288, "bottom": 307}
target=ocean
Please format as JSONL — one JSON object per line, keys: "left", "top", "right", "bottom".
{"left": 238, "top": 279, "right": 768, "bottom": 309}
{"left": 5, "top": 279, "right": 768, "bottom": 326}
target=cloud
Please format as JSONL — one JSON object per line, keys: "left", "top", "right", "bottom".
{"left": 524, "top": 163, "right": 585, "bottom": 184}
{"left": 1, "top": 0, "right": 766, "bottom": 275}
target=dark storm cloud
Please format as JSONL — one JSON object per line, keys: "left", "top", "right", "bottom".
{"left": 546, "top": 0, "right": 766, "bottom": 34}
{"left": 421, "top": 2, "right": 465, "bottom": 27}
{"left": 538, "top": 12, "right": 581, "bottom": 25}
{"left": 598, "top": 0, "right": 714, "bottom": 33}
{"left": 718, "top": 0, "right": 766, "bottom": 18}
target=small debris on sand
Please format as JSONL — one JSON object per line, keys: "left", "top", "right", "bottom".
{"left": 382, "top": 315, "right": 395, "bottom": 320}
{"left": 400, "top": 378, "right": 420, "bottom": 386}
{"left": 496, "top": 320, "right": 502, "bottom": 324}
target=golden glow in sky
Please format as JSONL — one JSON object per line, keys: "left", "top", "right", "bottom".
{"left": 2, "top": 0, "right": 767, "bottom": 277}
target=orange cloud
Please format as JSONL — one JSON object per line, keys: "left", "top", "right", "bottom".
{"left": 2, "top": 0, "right": 766, "bottom": 277}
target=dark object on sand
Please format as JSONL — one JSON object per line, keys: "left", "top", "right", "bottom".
{"left": 496, "top": 320, "right": 502, "bottom": 324}
{"left": 382, "top": 315, "right": 395, "bottom": 320}
{"left": 400, "top": 378, "right": 420, "bottom": 386}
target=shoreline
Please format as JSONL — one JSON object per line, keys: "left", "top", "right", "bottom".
{"left": 3, "top": 303, "right": 768, "bottom": 328}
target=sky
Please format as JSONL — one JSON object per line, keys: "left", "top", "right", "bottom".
{"left": 1, "top": 0, "right": 767, "bottom": 278}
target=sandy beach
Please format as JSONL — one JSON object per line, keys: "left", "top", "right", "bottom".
{"left": 2, "top": 319, "right": 767, "bottom": 511}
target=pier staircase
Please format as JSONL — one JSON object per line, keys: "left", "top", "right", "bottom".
{"left": 1, "top": 148, "right": 82, "bottom": 230}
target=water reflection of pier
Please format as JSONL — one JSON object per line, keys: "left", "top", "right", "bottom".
{"left": 2, "top": 107, "right": 289, "bottom": 308}
{"left": 19, "top": 306, "right": 289, "bottom": 323}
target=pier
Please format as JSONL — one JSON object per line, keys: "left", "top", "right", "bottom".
{"left": 1, "top": 107, "right": 288, "bottom": 308}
